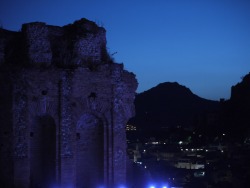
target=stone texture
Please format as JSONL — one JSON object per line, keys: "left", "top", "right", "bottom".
{"left": 22, "top": 22, "right": 52, "bottom": 65}
{"left": 0, "top": 18, "right": 137, "bottom": 187}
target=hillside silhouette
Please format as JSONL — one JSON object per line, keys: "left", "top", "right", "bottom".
{"left": 129, "top": 82, "right": 220, "bottom": 131}
{"left": 221, "top": 72, "right": 250, "bottom": 140}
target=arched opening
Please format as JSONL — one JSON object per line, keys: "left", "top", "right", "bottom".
{"left": 76, "top": 113, "right": 104, "bottom": 188}
{"left": 30, "top": 114, "right": 56, "bottom": 188}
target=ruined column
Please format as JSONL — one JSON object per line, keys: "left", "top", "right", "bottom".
{"left": 59, "top": 71, "right": 76, "bottom": 187}
{"left": 111, "top": 64, "right": 137, "bottom": 187}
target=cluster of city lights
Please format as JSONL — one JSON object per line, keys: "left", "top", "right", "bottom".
{"left": 145, "top": 142, "right": 167, "bottom": 145}
{"left": 126, "top": 124, "right": 137, "bottom": 131}
{"left": 180, "top": 148, "right": 204, "bottom": 151}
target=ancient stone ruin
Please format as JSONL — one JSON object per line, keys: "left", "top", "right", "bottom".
{"left": 0, "top": 18, "right": 137, "bottom": 187}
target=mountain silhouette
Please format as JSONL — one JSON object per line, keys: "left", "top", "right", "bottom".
{"left": 221, "top": 72, "right": 250, "bottom": 139}
{"left": 129, "top": 82, "right": 220, "bottom": 131}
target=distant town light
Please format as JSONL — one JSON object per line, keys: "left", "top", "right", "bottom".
{"left": 152, "top": 141, "right": 159, "bottom": 144}
{"left": 178, "top": 141, "right": 183, "bottom": 145}
{"left": 126, "top": 124, "right": 137, "bottom": 131}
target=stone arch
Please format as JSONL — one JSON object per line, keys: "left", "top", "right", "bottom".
{"left": 30, "top": 114, "right": 56, "bottom": 188}
{"left": 76, "top": 113, "right": 104, "bottom": 188}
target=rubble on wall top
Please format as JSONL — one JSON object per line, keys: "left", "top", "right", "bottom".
{"left": 0, "top": 18, "right": 111, "bottom": 68}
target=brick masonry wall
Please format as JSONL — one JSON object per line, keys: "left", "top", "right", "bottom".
{"left": 0, "top": 18, "right": 138, "bottom": 187}
{"left": 22, "top": 23, "right": 52, "bottom": 65}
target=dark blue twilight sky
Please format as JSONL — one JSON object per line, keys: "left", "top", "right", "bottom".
{"left": 1, "top": 0, "right": 250, "bottom": 100}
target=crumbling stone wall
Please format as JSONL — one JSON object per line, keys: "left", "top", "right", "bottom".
{"left": 22, "top": 22, "right": 52, "bottom": 65}
{"left": 0, "top": 18, "right": 137, "bottom": 188}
